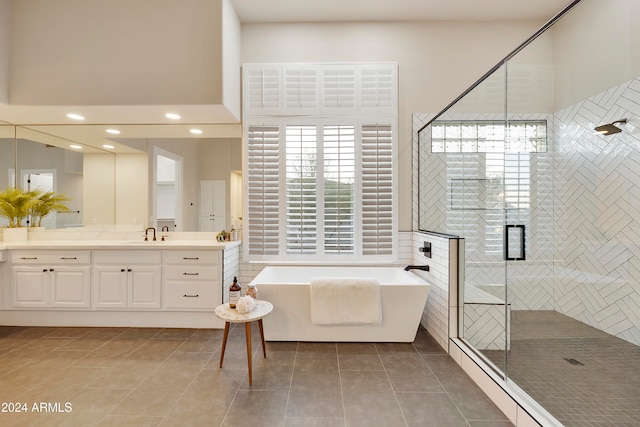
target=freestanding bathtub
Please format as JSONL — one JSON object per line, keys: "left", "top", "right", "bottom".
{"left": 249, "top": 266, "right": 431, "bottom": 342}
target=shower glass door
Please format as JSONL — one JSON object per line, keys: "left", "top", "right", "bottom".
{"left": 422, "top": 63, "right": 512, "bottom": 375}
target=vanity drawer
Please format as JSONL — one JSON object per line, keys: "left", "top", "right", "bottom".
{"left": 163, "top": 250, "right": 220, "bottom": 265}
{"left": 93, "top": 250, "right": 161, "bottom": 265}
{"left": 164, "top": 265, "right": 219, "bottom": 281}
{"left": 11, "top": 251, "right": 91, "bottom": 264}
{"left": 164, "top": 282, "right": 218, "bottom": 309}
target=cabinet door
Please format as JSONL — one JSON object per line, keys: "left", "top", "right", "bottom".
{"left": 12, "top": 266, "right": 49, "bottom": 307}
{"left": 129, "top": 266, "right": 162, "bottom": 309}
{"left": 93, "top": 267, "right": 128, "bottom": 309}
{"left": 199, "top": 180, "right": 226, "bottom": 232}
{"left": 50, "top": 266, "right": 91, "bottom": 308}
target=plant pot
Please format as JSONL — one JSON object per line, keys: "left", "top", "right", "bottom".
{"left": 2, "top": 227, "right": 28, "bottom": 242}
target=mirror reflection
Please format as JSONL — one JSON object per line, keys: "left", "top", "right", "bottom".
{"left": 1, "top": 124, "right": 242, "bottom": 232}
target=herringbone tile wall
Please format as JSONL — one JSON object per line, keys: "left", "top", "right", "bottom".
{"left": 554, "top": 76, "right": 640, "bottom": 346}
{"left": 414, "top": 74, "right": 640, "bottom": 347}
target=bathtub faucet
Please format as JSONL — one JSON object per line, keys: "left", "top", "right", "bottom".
{"left": 404, "top": 265, "right": 429, "bottom": 272}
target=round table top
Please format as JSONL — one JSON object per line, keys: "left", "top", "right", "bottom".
{"left": 215, "top": 299, "right": 273, "bottom": 323}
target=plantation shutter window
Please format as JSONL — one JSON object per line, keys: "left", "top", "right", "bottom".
{"left": 361, "top": 124, "right": 394, "bottom": 256}
{"left": 243, "top": 63, "right": 397, "bottom": 262}
{"left": 285, "top": 125, "right": 318, "bottom": 254}
{"left": 246, "top": 125, "right": 281, "bottom": 256}
{"left": 323, "top": 125, "right": 356, "bottom": 254}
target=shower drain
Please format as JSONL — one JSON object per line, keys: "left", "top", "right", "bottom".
{"left": 563, "top": 357, "right": 584, "bottom": 366}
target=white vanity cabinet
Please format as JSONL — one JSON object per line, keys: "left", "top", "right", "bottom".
{"left": 1, "top": 242, "right": 238, "bottom": 328}
{"left": 10, "top": 251, "right": 91, "bottom": 309}
{"left": 162, "top": 250, "right": 222, "bottom": 310}
{"left": 92, "top": 251, "right": 162, "bottom": 309}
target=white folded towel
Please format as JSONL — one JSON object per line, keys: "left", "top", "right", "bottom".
{"left": 310, "top": 277, "right": 381, "bottom": 325}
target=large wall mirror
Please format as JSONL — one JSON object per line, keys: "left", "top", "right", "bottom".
{"left": 1, "top": 123, "right": 242, "bottom": 232}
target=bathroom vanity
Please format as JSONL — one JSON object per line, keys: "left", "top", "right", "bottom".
{"left": 0, "top": 239, "right": 240, "bottom": 328}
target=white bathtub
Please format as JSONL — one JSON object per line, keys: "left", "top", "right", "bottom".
{"left": 250, "top": 266, "right": 431, "bottom": 342}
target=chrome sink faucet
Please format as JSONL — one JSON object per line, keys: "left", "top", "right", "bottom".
{"left": 144, "top": 227, "right": 156, "bottom": 241}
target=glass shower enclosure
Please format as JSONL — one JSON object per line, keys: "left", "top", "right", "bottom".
{"left": 418, "top": 0, "right": 640, "bottom": 425}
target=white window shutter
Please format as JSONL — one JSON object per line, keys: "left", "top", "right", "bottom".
{"left": 243, "top": 63, "right": 398, "bottom": 262}
{"left": 321, "top": 65, "right": 357, "bottom": 114}
{"left": 246, "top": 125, "right": 281, "bottom": 256}
{"left": 243, "top": 64, "right": 282, "bottom": 116}
{"left": 283, "top": 66, "right": 319, "bottom": 115}
{"left": 323, "top": 125, "right": 356, "bottom": 254}
{"left": 361, "top": 124, "right": 394, "bottom": 256}
{"left": 358, "top": 64, "right": 397, "bottom": 115}
{"left": 285, "top": 125, "right": 318, "bottom": 254}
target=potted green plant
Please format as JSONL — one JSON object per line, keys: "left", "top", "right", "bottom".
{"left": 0, "top": 187, "right": 36, "bottom": 241}
{"left": 29, "top": 191, "right": 71, "bottom": 228}
{"left": 0, "top": 187, "right": 71, "bottom": 241}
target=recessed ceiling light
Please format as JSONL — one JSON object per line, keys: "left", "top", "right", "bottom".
{"left": 67, "top": 113, "right": 85, "bottom": 121}
{"left": 102, "top": 144, "right": 115, "bottom": 149}
{"left": 165, "top": 113, "right": 181, "bottom": 120}
{"left": 190, "top": 128, "right": 203, "bottom": 135}
{"left": 105, "top": 129, "right": 120, "bottom": 135}
{"left": 70, "top": 144, "right": 83, "bottom": 149}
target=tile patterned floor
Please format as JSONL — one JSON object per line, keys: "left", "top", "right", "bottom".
{"left": 0, "top": 325, "right": 512, "bottom": 427}
{"left": 482, "top": 311, "right": 640, "bottom": 427}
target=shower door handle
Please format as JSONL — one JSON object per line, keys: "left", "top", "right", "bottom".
{"left": 504, "top": 224, "right": 525, "bottom": 261}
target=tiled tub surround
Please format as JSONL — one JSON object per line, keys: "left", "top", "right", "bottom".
{"left": 412, "top": 231, "right": 457, "bottom": 353}
{"left": 0, "top": 325, "right": 513, "bottom": 427}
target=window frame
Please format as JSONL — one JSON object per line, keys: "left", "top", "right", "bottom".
{"left": 244, "top": 116, "right": 397, "bottom": 263}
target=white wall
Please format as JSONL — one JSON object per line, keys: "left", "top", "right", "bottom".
{"left": 552, "top": 0, "right": 640, "bottom": 109}
{"left": 115, "top": 154, "right": 147, "bottom": 226}
{"left": 9, "top": 0, "right": 224, "bottom": 106}
{"left": 83, "top": 154, "right": 115, "bottom": 225}
{"left": 241, "top": 20, "right": 545, "bottom": 230}
{"left": 0, "top": 0, "right": 9, "bottom": 103}
{"left": 222, "top": 0, "right": 241, "bottom": 120}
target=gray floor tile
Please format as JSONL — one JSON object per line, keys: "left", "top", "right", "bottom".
{"left": 0, "top": 325, "right": 513, "bottom": 427}
{"left": 396, "top": 392, "right": 469, "bottom": 427}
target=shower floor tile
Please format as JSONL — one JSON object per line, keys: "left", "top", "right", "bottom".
{"left": 482, "top": 310, "right": 640, "bottom": 427}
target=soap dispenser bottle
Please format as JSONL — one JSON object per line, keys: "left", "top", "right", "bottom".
{"left": 229, "top": 276, "right": 242, "bottom": 308}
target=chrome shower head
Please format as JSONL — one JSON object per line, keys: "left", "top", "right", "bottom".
{"left": 594, "top": 118, "right": 628, "bottom": 136}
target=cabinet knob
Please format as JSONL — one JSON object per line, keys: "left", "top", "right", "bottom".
{"left": 127, "top": 268, "right": 132, "bottom": 272}
{"left": 49, "top": 268, "right": 54, "bottom": 272}
{"left": 121, "top": 269, "right": 125, "bottom": 272}
{"left": 43, "top": 268, "right": 48, "bottom": 272}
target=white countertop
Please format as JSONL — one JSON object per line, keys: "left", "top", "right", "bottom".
{"left": 0, "top": 239, "right": 241, "bottom": 250}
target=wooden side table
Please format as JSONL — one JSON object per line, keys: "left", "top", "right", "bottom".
{"left": 214, "top": 300, "right": 273, "bottom": 385}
